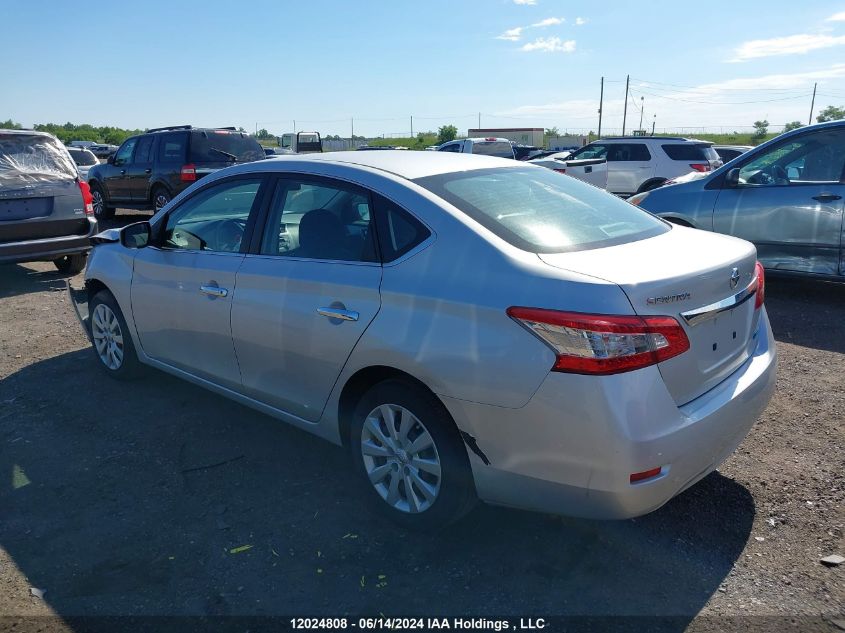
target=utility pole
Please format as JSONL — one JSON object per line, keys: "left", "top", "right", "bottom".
{"left": 651, "top": 114, "right": 656, "bottom": 136}
{"left": 622, "top": 74, "right": 630, "bottom": 136}
{"left": 809, "top": 82, "right": 817, "bottom": 125}
{"left": 351, "top": 117, "right": 354, "bottom": 140}
{"left": 411, "top": 115, "right": 414, "bottom": 138}
{"left": 293, "top": 120, "right": 296, "bottom": 132}
{"left": 598, "top": 76, "right": 604, "bottom": 138}
{"left": 478, "top": 112, "right": 481, "bottom": 129}
{"left": 638, "top": 96, "right": 644, "bottom": 132}
{"left": 255, "top": 122, "right": 258, "bottom": 136}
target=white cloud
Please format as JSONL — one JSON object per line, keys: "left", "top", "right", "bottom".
{"left": 521, "top": 37, "right": 576, "bottom": 53}
{"left": 826, "top": 11, "right": 845, "bottom": 21}
{"left": 531, "top": 17, "right": 564, "bottom": 27}
{"left": 513, "top": 0, "right": 536, "bottom": 4}
{"left": 496, "top": 26, "right": 523, "bottom": 41}
{"left": 575, "top": 17, "right": 587, "bottom": 25}
{"left": 730, "top": 33, "right": 845, "bottom": 62}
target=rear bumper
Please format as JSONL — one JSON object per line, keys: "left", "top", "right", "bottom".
{"left": 0, "top": 217, "right": 97, "bottom": 264}
{"left": 443, "top": 310, "right": 777, "bottom": 519}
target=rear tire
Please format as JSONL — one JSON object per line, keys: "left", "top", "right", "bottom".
{"left": 54, "top": 253, "right": 87, "bottom": 275}
{"left": 152, "top": 186, "right": 172, "bottom": 213}
{"left": 90, "top": 183, "right": 115, "bottom": 220}
{"left": 89, "top": 290, "right": 143, "bottom": 380}
{"left": 350, "top": 379, "right": 476, "bottom": 531}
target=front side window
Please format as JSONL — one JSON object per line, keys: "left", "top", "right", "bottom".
{"left": 439, "top": 143, "right": 462, "bottom": 153}
{"left": 571, "top": 144, "right": 607, "bottom": 160}
{"left": 260, "top": 179, "right": 377, "bottom": 262}
{"left": 113, "top": 138, "right": 138, "bottom": 166}
{"left": 162, "top": 178, "right": 262, "bottom": 253}
{"left": 738, "top": 129, "right": 845, "bottom": 186}
{"left": 415, "top": 167, "right": 668, "bottom": 253}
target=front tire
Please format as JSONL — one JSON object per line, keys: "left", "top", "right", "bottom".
{"left": 90, "top": 183, "right": 115, "bottom": 220}
{"left": 54, "top": 253, "right": 87, "bottom": 275}
{"left": 89, "top": 290, "right": 142, "bottom": 380}
{"left": 350, "top": 379, "right": 476, "bottom": 530}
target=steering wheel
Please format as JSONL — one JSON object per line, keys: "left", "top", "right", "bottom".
{"left": 771, "top": 164, "right": 790, "bottom": 185}
{"left": 215, "top": 219, "right": 245, "bottom": 253}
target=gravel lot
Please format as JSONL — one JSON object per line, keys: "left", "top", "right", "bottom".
{"left": 0, "top": 212, "right": 842, "bottom": 631}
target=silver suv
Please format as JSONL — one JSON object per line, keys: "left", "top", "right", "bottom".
{"left": 569, "top": 137, "right": 722, "bottom": 196}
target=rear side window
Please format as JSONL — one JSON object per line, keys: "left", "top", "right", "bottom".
{"left": 0, "top": 133, "right": 77, "bottom": 183}
{"left": 571, "top": 144, "right": 608, "bottom": 160}
{"left": 189, "top": 130, "right": 265, "bottom": 163}
{"left": 158, "top": 132, "right": 188, "bottom": 163}
{"left": 374, "top": 196, "right": 431, "bottom": 262}
{"left": 662, "top": 144, "right": 718, "bottom": 161}
{"left": 68, "top": 148, "right": 98, "bottom": 166}
{"left": 607, "top": 144, "right": 651, "bottom": 161}
{"left": 415, "top": 167, "right": 668, "bottom": 253}
{"left": 472, "top": 142, "right": 514, "bottom": 158}
{"left": 134, "top": 136, "right": 155, "bottom": 163}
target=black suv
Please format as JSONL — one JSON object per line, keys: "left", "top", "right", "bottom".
{"left": 87, "top": 126, "right": 265, "bottom": 219}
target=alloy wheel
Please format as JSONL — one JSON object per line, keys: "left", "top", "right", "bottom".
{"left": 91, "top": 189, "right": 104, "bottom": 216}
{"left": 360, "top": 403, "right": 442, "bottom": 513}
{"left": 154, "top": 191, "right": 170, "bottom": 211}
{"left": 92, "top": 303, "right": 124, "bottom": 370}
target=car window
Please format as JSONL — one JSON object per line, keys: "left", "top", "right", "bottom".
{"left": 162, "top": 178, "right": 262, "bottom": 253}
{"left": 113, "top": 138, "right": 137, "bottom": 166}
{"left": 738, "top": 129, "right": 845, "bottom": 186}
{"left": 374, "top": 196, "right": 431, "bottom": 262}
{"left": 134, "top": 136, "right": 154, "bottom": 164}
{"left": 661, "top": 144, "right": 717, "bottom": 161}
{"left": 472, "top": 142, "right": 515, "bottom": 158}
{"left": 439, "top": 143, "right": 462, "bottom": 153}
{"left": 68, "top": 148, "right": 98, "bottom": 166}
{"left": 607, "top": 143, "right": 650, "bottom": 161}
{"left": 260, "top": 179, "right": 377, "bottom": 262}
{"left": 415, "top": 167, "right": 668, "bottom": 253}
{"left": 0, "top": 133, "right": 78, "bottom": 183}
{"left": 157, "top": 132, "right": 188, "bottom": 163}
{"left": 571, "top": 144, "right": 608, "bottom": 160}
{"left": 189, "top": 130, "right": 265, "bottom": 163}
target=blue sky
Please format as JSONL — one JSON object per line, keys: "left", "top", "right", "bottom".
{"left": 4, "top": 0, "right": 845, "bottom": 137}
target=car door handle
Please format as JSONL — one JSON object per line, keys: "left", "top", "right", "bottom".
{"left": 144, "top": 168, "right": 151, "bottom": 174}
{"left": 316, "top": 307, "right": 359, "bottom": 321}
{"left": 200, "top": 285, "right": 228, "bottom": 298}
{"left": 120, "top": 169, "right": 126, "bottom": 175}
{"left": 812, "top": 193, "right": 842, "bottom": 202}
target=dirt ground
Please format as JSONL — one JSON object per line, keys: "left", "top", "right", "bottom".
{"left": 0, "top": 212, "right": 843, "bottom": 632}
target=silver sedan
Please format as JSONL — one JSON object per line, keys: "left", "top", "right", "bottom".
{"left": 70, "top": 151, "right": 776, "bottom": 529}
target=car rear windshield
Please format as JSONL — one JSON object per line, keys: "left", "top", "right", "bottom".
{"left": 189, "top": 130, "right": 265, "bottom": 163}
{"left": 0, "top": 133, "right": 78, "bottom": 184}
{"left": 472, "top": 142, "right": 514, "bottom": 158}
{"left": 662, "top": 143, "right": 719, "bottom": 161}
{"left": 68, "top": 148, "right": 98, "bottom": 166}
{"left": 415, "top": 167, "right": 668, "bottom": 253}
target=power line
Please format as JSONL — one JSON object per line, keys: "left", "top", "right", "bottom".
{"left": 631, "top": 88, "right": 810, "bottom": 105}
{"left": 630, "top": 77, "right": 815, "bottom": 92}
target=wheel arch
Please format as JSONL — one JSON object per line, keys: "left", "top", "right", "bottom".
{"left": 636, "top": 177, "right": 667, "bottom": 194}
{"left": 337, "top": 365, "right": 448, "bottom": 449}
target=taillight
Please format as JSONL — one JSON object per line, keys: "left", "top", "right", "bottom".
{"left": 754, "top": 261, "right": 765, "bottom": 309}
{"left": 689, "top": 163, "right": 711, "bottom": 172}
{"left": 180, "top": 163, "right": 197, "bottom": 182}
{"left": 507, "top": 307, "right": 690, "bottom": 375}
{"left": 78, "top": 181, "right": 94, "bottom": 216}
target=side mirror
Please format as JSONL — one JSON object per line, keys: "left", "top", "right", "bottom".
{"left": 724, "top": 167, "right": 740, "bottom": 188}
{"left": 121, "top": 221, "right": 151, "bottom": 249}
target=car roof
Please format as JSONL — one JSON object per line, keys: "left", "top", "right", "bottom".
{"left": 598, "top": 136, "right": 712, "bottom": 144}
{"left": 261, "top": 150, "right": 522, "bottom": 180}
{"left": 0, "top": 128, "right": 56, "bottom": 138}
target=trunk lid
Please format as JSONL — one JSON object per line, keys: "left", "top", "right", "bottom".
{"left": 539, "top": 226, "right": 761, "bottom": 405}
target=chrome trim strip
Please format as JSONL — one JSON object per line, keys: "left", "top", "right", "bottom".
{"left": 681, "top": 281, "right": 757, "bottom": 326}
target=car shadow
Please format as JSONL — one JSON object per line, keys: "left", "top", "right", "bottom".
{"left": 1, "top": 350, "right": 754, "bottom": 628}
{"left": 765, "top": 275, "right": 845, "bottom": 354}
{"left": 0, "top": 263, "right": 75, "bottom": 299}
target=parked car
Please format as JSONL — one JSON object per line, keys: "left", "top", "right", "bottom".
{"left": 629, "top": 121, "right": 845, "bottom": 279}
{"left": 70, "top": 151, "right": 775, "bottom": 529}
{"left": 90, "top": 143, "right": 118, "bottom": 158}
{"left": 86, "top": 126, "right": 265, "bottom": 220}
{"left": 512, "top": 144, "right": 544, "bottom": 161}
{"left": 713, "top": 145, "right": 753, "bottom": 163}
{"left": 567, "top": 137, "right": 723, "bottom": 197}
{"left": 68, "top": 140, "right": 96, "bottom": 149}
{"left": 1, "top": 129, "right": 96, "bottom": 273}
{"left": 528, "top": 151, "right": 608, "bottom": 188}
{"left": 279, "top": 132, "right": 323, "bottom": 154}
{"left": 67, "top": 147, "right": 99, "bottom": 181}
{"left": 437, "top": 137, "right": 516, "bottom": 159}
